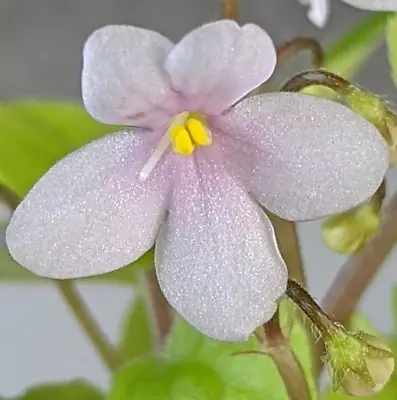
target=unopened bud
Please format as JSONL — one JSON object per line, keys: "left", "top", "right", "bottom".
{"left": 343, "top": 86, "right": 397, "bottom": 166}
{"left": 322, "top": 183, "right": 384, "bottom": 254}
{"left": 325, "top": 330, "right": 394, "bottom": 397}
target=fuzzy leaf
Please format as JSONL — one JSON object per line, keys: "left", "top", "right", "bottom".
{"left": 118, "top": 295, "right": 154, "bottom": 359}
{"left": 166, "top": 300, "right": 317, "bottom": 399}
{"left": 109, "top": 356, "right": 225, "bottom": 400}
{"left": 0, "top": 101, "right": 117, "bottom": 198}
{"left": 18, "top": 379, "right": 104, "bottom": 400}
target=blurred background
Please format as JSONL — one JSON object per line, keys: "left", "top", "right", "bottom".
{"left": 1, "top": 0, "right": 396, "bottom": 397}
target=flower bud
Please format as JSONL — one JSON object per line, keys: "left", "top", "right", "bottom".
{"left": 325, "top": 330, "right": 394, "bottom": 397}
{"left": 343, "top": 86, "right": 397, "bottom": 166}
{"left": 322, "top": 190, "right": 383, "bottom": 255}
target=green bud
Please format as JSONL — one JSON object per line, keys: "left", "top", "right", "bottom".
{"left": 322, "top": 203, "right": 380, "bottom": 254}
{"left": 343, "top": 86, "right": 397, "bottom": 166}
{"left": 322, "top": 182, "right": 384, "bottom": 254}
{"left": 325, "top": 329, "right": 394, "bottom": 396}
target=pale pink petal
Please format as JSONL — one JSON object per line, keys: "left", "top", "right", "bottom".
{"left": 164, "top": 20, "right": 276, "bottom": 114}
{"left": 82, "top": 25, "right": 180, "bottom": 129}
{"left": 212, "top": 92, "right": 388, "bottom": 221}
{"left": 6, "top": 131, "right": 171, "bottom": 278}
{"left": 155, "top": 150, "right": 287, "bottom": 342}
{"left": 341, "top": 0, "right": 397, "bottom": 10}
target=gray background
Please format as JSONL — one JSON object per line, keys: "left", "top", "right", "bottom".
{"left": 0, "top": 0, "right": 396, "bottom": 397}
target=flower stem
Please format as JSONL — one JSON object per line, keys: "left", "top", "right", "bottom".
{"left": 281, "top": 70, "right": 350, "bottom": 94}
{"left": 141, "top": 268, "right": 173, "bottom": 348}
{"left": 267, "top": 210, "right": 306, "bottom": 286}
{"left": 277, "top": 38, "right": 324, "bottom": 69}
{"left": 56, "top": 280, "right": 123, "bottom": 372}
{"left": 220, "top": 0, "right": 240, "bottom": 20}
{"left": 263, "top": 311, "right": 312, "bottom": 400}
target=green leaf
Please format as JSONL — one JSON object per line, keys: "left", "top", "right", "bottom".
{"left": 0, "top": 101, "right": 117, "bottom": 198}
{"left": 387, "top": 13, "right": 397, "bottom": 86}
{"left": 324, "top": 13, "right": 391, "bottom": 79}
{"left": 18, "top": 379, "right": 104, "bottom": 400}
{"left": 304, "top": 13, "right": 391, "bottom": 98}
{"left": 166, "top": 300, "right": 317, "bottom": 400}
{"left": 118, "top": 295, "right": 154, "bottom": 359}
{"left": 109, "top": 356, "right": 225, "bottom": 400}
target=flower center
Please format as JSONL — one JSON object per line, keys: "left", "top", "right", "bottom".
{"left": 139, "top": 111, "right": 212, "bottom": 181}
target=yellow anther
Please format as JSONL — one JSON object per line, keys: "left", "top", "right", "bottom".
{"left": 170, "top": 125, "right": 195, "bottom": 156}
{"left": 186, "top": 118, "right": 212, "bottom": 146}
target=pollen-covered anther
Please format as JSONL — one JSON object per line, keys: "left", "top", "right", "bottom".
{"left": 171, "top": 116, "right": 212, "bottom": 156}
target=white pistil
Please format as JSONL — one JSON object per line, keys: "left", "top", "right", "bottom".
{"left": 139, "top": 112, "right": 189, "bottom": 182}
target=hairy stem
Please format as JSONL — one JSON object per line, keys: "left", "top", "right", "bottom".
{"left": 142, "top": 268, "right": 173, "bottom": 347}
{"left": 56, "top": 280, "right": 123, "bottom": 372}
{"left": 263, "top": 311, "right": 312, "bottom": 400}
{"left": 316, "top": 190, "right": 397, "bottom": 366}
{"left": 267, "top": 211, "right": 306, "bottom": 286}
{"left": 277, "top": 38, "right": 324, "bottom": 69}
{"left": 220, "top": 0, "right": 240, "bottom": 20}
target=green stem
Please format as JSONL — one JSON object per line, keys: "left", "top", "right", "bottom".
{"left": 266, "top": 210, "right": 306, "bottom": 286}
{"left": 263, "top": 311, "right": 312, "bottom": 400}
{"left": 56, "top": 280, "right": 123, "bottom": 372}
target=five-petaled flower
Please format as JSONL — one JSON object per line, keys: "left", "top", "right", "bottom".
{"left": 298, "top": 0, "right": 397, "bottom": 28}
{"left": 6, "top": 20, "right": 388, "bottom": 342}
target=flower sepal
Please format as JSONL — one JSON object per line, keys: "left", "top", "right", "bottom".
{"left": 324, "top": 329, "right": 394, "bottom": 396}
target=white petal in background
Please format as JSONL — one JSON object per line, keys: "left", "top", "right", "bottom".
{"left": 341, "top": 0, "right": 397, "bottom": 10}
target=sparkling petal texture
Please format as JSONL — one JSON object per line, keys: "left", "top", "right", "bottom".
{"left": 155, "top": 149, "right": 288, "bottom": 342}
{"left": 164, "top": 20, "right": 276, "bottom": 114}
{"left": 341, "top": 0, "right": 397, "bottom": 9}
{"left": 6, "top": 131, "right": 170, "bottom": 278}
{"left": 213, "top": 92, "right": 388, "bottom": 221}
{"left": 82, "top": 25, "right": 179, "bottom": 129}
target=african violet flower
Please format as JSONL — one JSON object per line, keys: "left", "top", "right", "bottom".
{"left": 6, "top": 21, "right": 388, "bottom": 341}
{"left": 298, "top": 0, "right": 397, "bottom": 28}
